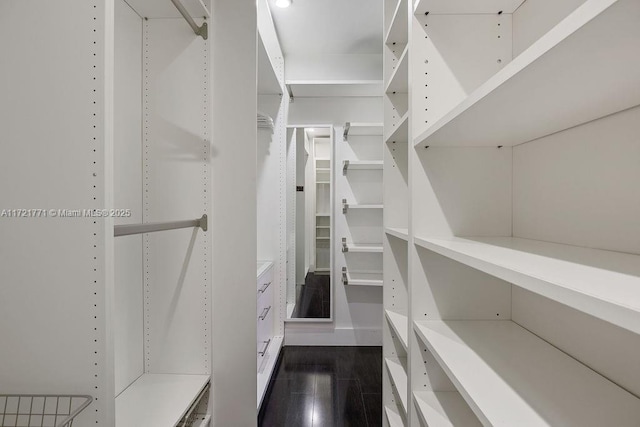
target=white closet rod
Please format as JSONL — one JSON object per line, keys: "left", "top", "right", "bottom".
{"left": 170, "top": 0, "right": 208, "bottom": 40}
{"left": 114, "top": 215, "right": 208, "bottom": 237}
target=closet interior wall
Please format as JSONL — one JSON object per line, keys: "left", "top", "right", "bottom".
{"left": 383, "top": 0, "right": 640, "bottom": 425}
{"left": 0, "top": 0, "right": 213, "bottom": 425}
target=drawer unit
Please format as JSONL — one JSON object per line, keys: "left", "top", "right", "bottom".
{"left": 256, "top": 261, "right": 274, "bottom": 370}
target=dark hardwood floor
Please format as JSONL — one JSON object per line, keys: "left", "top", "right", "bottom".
{"left": 259, "top": 346, "right": 383, "bottom": 427}
{"left": 291, "top": 273, "right": 331, "bottom": 319}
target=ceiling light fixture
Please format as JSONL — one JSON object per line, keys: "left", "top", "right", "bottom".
{"left": 275, "top": 0, "right": 292, "bottom": 8}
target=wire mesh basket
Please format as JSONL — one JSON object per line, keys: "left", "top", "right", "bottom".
{"left": 0, "top": 395, "right": 92, "bottom": 427}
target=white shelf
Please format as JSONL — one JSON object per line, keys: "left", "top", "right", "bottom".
{"left": 385, "top": 358, "right": 408, "bottom": 415}
{"left": 257, "top": 335, "right": 284, "bottom": 409}
{"left": 316, "top": 226, "right": 330, "bottom": 229}
{"left": 316, "top": 213, "right": 330, "bottom": 217}
{"left": 385, "top": 227, "right": 409, "bottom": 241}
{"left": 385, "top": 310, "right": 408, "bottom": 351}
{"left": 116, "top": 374, "right": 209, "bottom": 427}
{"left": 413, "top": 0, "right": 640, "bottom": 147}
{"left": 342, "top": 160, "right": 384, "bottom": 175}
{"left": 384, "top": 405, "right": 405, "bottom": 427}
{"left": 385, "top": 47, "right": 408, "bottom": 94}
{"left": 316, "top": 237, "right": 331, "bottom": 240}
{"left": 287, "top": 80, "right": 383, "bottom": 97}
{"left": 414, "top": 320, "right": 640, "bottom": 426}
{"left": 385, "top": 0, "right": 408, "bottom": 45}
{"left": 342, "top": 201, "right": 384, "bottom": 214}
{"left": 256, "top": 261, "right": 273, "bottom": 278}
{"left": 316, "top": 181, "right": 330, "bottom": 185}
{"left": 344, "top": 122, "right": 384, "bottom": 137}
{"left": 413, "top": 391, "right": 482, "bottom": 427}
{"left": 414, "top": 236, "right": 640, "bottom": 334}
{"left": 414, "top": 0, "right": 524, "bottom": 14}
{"left": 125, "top": 0, "right": 210, "bottom": 19}
{"left": 342, "top": 268, "right": 383, "bottom": 287}
{"left": 343, "top": 242, "right": 384, "bottom": 253}
{"left": 316, "top": 167, "right": 330, "bottom": 171}
{"left": 385, "top": 112, "right": 409, "bottom": 144}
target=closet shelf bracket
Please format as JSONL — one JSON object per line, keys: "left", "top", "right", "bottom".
{"left": 170, "top": 0, "right": 208, "bottom": 40}
{"left": 342, "top": 237, "right": 348, "bottom": 252}
{"left": 114, "top": 214, "right": 208, "bottom": 237}
{"left": 342, "top": 199, "right": 349, "bottom": 214}
{"left": 343, "top": 122, "right": 351, "bottom": 140}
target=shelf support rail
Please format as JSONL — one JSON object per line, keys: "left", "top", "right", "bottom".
{"left": 114, "top": 214, "right": 208, "bottom": 237}
{"left": 170, "top": 0, "right": 208, "bottom": 40}
{"left": 343, "top": 122, "right": 351, "bottom": 140}
{"left": 342, "top": 199, "right": 349, "bottom": 214}
{"left": 341, "top": 237, "right": 349, "bottom": 252}
{"left": 341, "top": 267, "right": 349, "bottom": 285}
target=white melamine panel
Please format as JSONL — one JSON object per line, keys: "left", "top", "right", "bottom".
{"left": 0, "top": 1, "right": 111, "bottom": 424}
{"left": 288, "top": 97, "right": 383, "bottom": 127}
{"left": 513, "top": 287, "right": 640, "bottom": 398}
{"left": 513, "top": 106, "right": 640, "bottom": 255}
{"left": 413, "top": 247, "right": 512, "bottom": 320}
{"left": 414, "top": 0, "right": 525, "bottom": 14}
{"left": 343, "top": 135, "right": 383, "bottom": 161}
{"left": 384, "top": 110, "right": 408, "bottom": 143}
{"left": 143, "top": 19, "right": 210, "bottom": 374}
{"left": 415, "top": 236, "right": 640, "bottom": 334}
{"left": 385, "top": 358, "right": 408, "bottom": 415}
{"left": 385, "top": 0, "right": 408, "bottom": 45}
{"left": 385, "top": 44, "right": 408, "bottom": 87}
{"left": 288, "top": 81, "right": 383, "bottom": 98}
{"left": 343, "top": 172, "right": 383, "bottom": 205}
{"left": 384, "top": 140, "right": 408, "bottom": 229}
{"left": 385, "top": 227, "right": 409, "bottom": 241}
{"left": 414, "top": 0, "right": 640, "bottom": 147}
{"left": 385, "top": 310, "right": 408, "bottom": 350}
{"left": 125, "top": 0, "right": 210, "bottom": 19}
{"left": 384, "top": 234, "right": 408, "bottom": 314}
{"left": 115, "top": 374, "right": 209, "bottom": 427}
{"left": 411, "top": 13, "right": 511, "bottom": 138}
{"left": 413, "top": 391, "right": 481, "bottom": 427}
{"left": 385, "top": 405, "right": 405, "bottom": 427}
{"left": 114, "top": 0, "right": 144, "bottom": 396}
{"left": 212, "top": 0, "right": 257, "bottom": 423}
{"left": 258, "top": 35, "right": 281, "bottom": 95}
{"left": 513, "top": 0, "right": 587, "bottom": 56}
{"left": 413, "top": 147, "right": 512, "bottom": 237}
{"left": 385, "top": 48, "right": 408, "bottom": 94}
{"left": 414, "top": 320, "right": 640, "bottom": 426}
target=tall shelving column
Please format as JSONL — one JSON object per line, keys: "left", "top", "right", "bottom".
{"left": 407, "top": 0, "right": 640, "bottom": 426}
{"left": 382, "top": 0, "right": 409, "bottom": 425}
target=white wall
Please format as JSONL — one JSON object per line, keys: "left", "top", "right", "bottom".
{"left": 286, "top": 54, "right": 383, "bottom": 81}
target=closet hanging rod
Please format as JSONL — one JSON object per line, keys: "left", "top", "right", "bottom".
{"left": 114, "top": 214, "right": 208, "bottom": 237}
{"left": 170, "top": 0, "right": 208, "bottom": 40}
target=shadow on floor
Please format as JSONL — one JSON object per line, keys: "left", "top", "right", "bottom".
{"left": 291, "top": 273, "right": 331, "bottom": 319}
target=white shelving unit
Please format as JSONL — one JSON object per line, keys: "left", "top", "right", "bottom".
{"left": 385, "top": 406, "right": 405, "bottom": 427}
{"left": 342, "top": 160, "right": 384, "bottom": 175}
{"left": 384, "top": 0, "right": 640, "bottom": 426}
{"left": 414, "top": 320, "right": 640, "bottom": 426}
{"left": 342, "top": 239, "right": 384, "bottom": 253}
{"left": 413, "top": 0, "right": 640, "bottom": 148}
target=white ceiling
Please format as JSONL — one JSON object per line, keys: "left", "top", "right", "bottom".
{"left": 269, "top": 0, "right": 383, "bottom": 56}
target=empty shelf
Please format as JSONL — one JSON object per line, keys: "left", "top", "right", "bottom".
{"left": 384, "top": 405, "right": 405, "bottom": 427}
{"left": 413, "top": 0, "right": 640, "bottom": 147}
{"left": 385, "top": 47, "right": 408, "bottom": 94}
{"left": 414, "top": 236, "right": 640, "bottom": 334}
{"left": 385, "top": 227, "right": 409, "bottom": 241}
{"left": 385, "top": 112, "right": 409, "bottom": 144}
{"left": 413, "top": 391, "right": 482, "bottom": 427}
{"left": 342, "top": 268, "right": 383, "bottom": 286}
{"left": 342, "top": 199, "right": 384, "bottom": 214}
{"left": 342, "top": 160, "right": 384, "bottom": 175}
{"left": 414, "top": 320, "right": 640, "bottom": 426}
{"left": 342, "top": 240, "right": 383, "bottom": 253}
{"left": 344, "top": 122, "right": 384, "bottom": 138}
{"left": 116, "top": 374, "right": 209, "bottom": 427}
{"left": 385, "top": 310, "right": 408, "bottom": 351}
{"left": 385, "top": 358, "right": 408, "bottom": 415}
